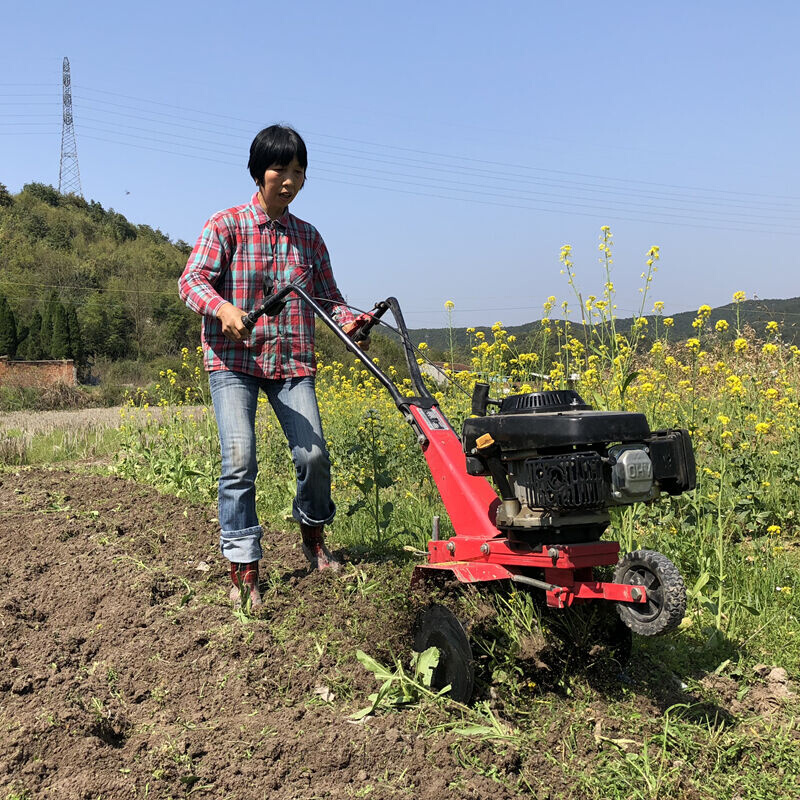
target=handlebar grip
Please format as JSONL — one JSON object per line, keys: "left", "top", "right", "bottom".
{"left": 242, "top": 312, "right": 257, "bottom": 332}
{"left": 342, "top": 320, "right": 371, "bottom": 343}
{"left": 343, "top": 302, "right": 390, "bottom": 343}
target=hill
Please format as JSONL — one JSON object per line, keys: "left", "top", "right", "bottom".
{"left": 0, "top": 182, "right": 198, "bottom": 365}
{"left": 0, "top": 183, "right": 408, "bottom": 374}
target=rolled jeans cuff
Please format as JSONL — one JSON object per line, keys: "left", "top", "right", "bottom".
{"left": 220, "top": 525, "right": 263, "bottom": 564}
{"left": 292, "top": 499, "right": 336, "bottom": 528}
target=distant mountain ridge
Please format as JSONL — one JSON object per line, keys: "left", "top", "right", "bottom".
{"left": 407, "top": 297, "right": 800, "bottom": 357}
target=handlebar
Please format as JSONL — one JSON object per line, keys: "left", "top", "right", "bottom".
{"left": 241, "top": 276, "right": 286, "bottom": 331}
{"left": 236, "top": 281, "right": 435, "bottom": 410}
{"left": 341, "top": 301, "right": 389, "bottom": 343}
{"left": 241, "top": 275, "right": 387, "bottom": 345}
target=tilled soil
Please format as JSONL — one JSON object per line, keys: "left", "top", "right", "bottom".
{"left": 1, "top": 468, "right": 794, "bottom": 800}
{"left": 0, "top": 468, "right": 539, "bottom": 800}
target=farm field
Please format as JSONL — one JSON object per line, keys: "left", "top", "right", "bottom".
{"left": 3, "top": 275, "right": 800, "bottom": 798}
{"left": 0, "top": 406, "right": 201, "bottom": 469}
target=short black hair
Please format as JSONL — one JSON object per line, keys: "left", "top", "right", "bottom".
{"left": 248, "top": 125, "right": 308, "bottom": 185}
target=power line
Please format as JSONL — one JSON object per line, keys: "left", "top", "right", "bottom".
{"left": 71, "top": 84, "right": 800, "bottom": 203}
{"left": 68, "top": 90, "right": 800, "bottom": 212}
{"left": 71, "top": 106, "right": 800, "bottom": 219}
{"left": 5, "top": 81, "right": 800, "bottom": 214}
{"left": 3, "top": 81, "right": 800, "bottom": 235}
{"left": 3, "top": 281, "right": 800, "bottom": 320}
{"left": 74, "top": 126, "right": 800, "bottom": 235}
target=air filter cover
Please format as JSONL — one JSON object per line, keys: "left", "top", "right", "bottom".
{"left": 499, "top": 390, "right": 590, "bottom": 414}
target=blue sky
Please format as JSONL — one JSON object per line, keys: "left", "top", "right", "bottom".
{"left": 2, "top": 0, "right": 799, "bottom": 327}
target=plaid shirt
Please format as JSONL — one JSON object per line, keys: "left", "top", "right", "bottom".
{"left": 179, "top": 193, "right": 354, "bottom": 378}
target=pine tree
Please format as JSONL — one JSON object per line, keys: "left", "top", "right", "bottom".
{"left": 81, "top": 292, "right": 109, "bottom": 358}
{"left": 40, "top": 291, "right": 59, "bottom": 357}
{"left": 0, "top": 295, "right": 18, "bottom": 358}
{"left": 50, "top": 302, "right": 72, "bottom": 359}
{"left": 66, "top": 304, "right": 85, "bottom": 376}
{"left": 105, "top": 296, "right": 133, "bottom": 360}
{"left": 24, "top": 310, "right": 44, "bottom": 360}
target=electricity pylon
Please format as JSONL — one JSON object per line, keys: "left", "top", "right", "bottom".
{"left": 58, "top": 57, "right": 82, "bottom": 196}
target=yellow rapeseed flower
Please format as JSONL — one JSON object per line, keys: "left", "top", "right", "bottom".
{"left": 734, "top": 338, "right": 748, "bottom": 353}
{"left": 727, "top": 375, "right": 745, "bottom": 396}
{"left": 715, "top": 319, "right": 729, "bottom": 332}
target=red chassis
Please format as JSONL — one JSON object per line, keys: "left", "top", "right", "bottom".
{"left": 405, "top": 404, "right": 649, "bottom": 610}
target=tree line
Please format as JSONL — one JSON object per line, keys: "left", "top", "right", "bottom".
{"left": 0, "top": 181, "right": 199, "bottom": 373}
{"left": 0, "top": 290, "right": 84, "bottom": 362}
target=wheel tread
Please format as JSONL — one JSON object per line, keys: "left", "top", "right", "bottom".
{"left": 614, "top": 549, "right": 686, "bottom": 636}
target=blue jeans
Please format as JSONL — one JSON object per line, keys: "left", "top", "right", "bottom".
{"left": 209, "top": 371, "right": 335, "bottom": 564}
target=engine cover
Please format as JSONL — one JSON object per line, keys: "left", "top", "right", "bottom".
{"left": 463, "top": 389, "right": 696, "bottom": 533}
{"left": 462, "top": 408, "right": 652, "bottom": 455}
{"left": 522, "top": 452, "right": 607, "bottom": 511}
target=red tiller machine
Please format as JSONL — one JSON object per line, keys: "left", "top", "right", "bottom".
{"left": 246, "top": 284, "right": 696, "bottom": 702}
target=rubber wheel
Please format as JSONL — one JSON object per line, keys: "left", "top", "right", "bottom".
{"left": 413, "top": 604, "right": 474, "bottom": 703}
{"left": 614, "top": 549, "right": 686, "bottom": 636}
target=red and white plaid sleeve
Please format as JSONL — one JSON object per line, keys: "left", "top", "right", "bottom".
{"left": 179, "top": 217, "right": 232, "bottom": 319}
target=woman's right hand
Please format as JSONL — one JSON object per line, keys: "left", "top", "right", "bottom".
{"left": 216, "top": 302, "right": 250, "bottom": 342}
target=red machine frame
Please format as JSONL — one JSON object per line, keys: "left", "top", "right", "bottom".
{"left": 405, "top": 404, "right": 647, "bottom": 609}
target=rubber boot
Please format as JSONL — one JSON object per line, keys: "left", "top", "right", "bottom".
{"left": 300, "top": 525, "right": 342, "bottom": 572}
{"left": 229, "top": 561, "right": 262, "bottom": 609}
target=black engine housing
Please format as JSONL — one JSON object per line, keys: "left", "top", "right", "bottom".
{"left": 462, "top": 387, "right": 695, "bottom": 535}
